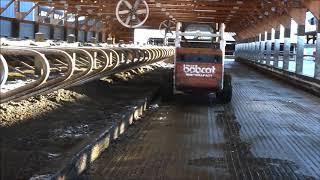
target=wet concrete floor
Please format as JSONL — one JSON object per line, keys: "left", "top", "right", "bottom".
{"left": 83, "top": 61, "right": 320, "bottom": 180}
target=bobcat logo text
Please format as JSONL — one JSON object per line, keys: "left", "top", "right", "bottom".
{"left": 183, "top": 64, "right": 216, "bottom": 77}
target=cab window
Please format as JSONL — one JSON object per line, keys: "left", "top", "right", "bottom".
{"left": 176, "top": 54, "right": 222, "bottom": 63}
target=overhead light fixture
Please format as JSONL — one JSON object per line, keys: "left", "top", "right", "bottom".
{"left": 161, "top": 8, "right": 166, "bottom": 11}
{"left": 197, "top": 17, "right": 215, "bottom": 19}
{"left": 194, "top": 9, "right": 217, "bottom": 12}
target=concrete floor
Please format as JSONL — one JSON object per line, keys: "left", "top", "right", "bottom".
{"left": 83, "top": 61, "right": 320, "bottom": 180}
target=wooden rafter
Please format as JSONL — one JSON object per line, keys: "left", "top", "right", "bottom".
{"left": 2, "top": 0, "right": 317, "bottom": 40}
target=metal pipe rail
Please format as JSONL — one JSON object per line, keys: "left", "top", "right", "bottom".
{"left": 0, "top": 54, "right": 8, "bottom": 86}
{"left": 235, "top": 42, "right": 319, "bottom": 78}
{"left": 2, "top": 48, "right": 76, "bottom": 103}
{"left": 0, "top": 48, "right": 50, "bottom": 100}
{"left": 0, "top": 45, "right": 174, "bottom": 103}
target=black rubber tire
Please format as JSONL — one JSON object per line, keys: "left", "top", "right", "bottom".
{"left": 217, "top": 74, "right": 232, "bottom": 103}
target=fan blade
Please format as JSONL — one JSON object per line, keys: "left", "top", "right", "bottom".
{"left": 136, "top": 16, "right": 142, "bottom": 23}
{"left": 133, "top": 0, "right": 142, "bottom": 9}
{"left": 125, "top": 15, "right": 132, "bottom": 24}
{"left": 118, "top": 10, "right": 130, "bottom": 15}
{"left": 123, "top": 0, "right": 133, "bottom": 9}
{"left": 136, "top": 9, "right": 147, "bottom": 15}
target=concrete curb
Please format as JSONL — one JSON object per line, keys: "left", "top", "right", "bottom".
{"left": 50, "top": 93, "right": 155, "bottom": 180}
{"left": 236, "top": 58, "right": 320, "bottom": 97}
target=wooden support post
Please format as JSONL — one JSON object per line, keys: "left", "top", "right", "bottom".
{"left": 34, "top": 21, "right": 39, "bottom": 35}
{"left": 252, "top": 38, "right": 256, "bottom": 60}
{"left": 11, "top": 1, "right": 20, "bottom": 38}
{"left": 251, "top": 38, "right": 255, "bottom": 60}
{"left": 63, "top": 11, "right": 68, "bottom": 41}
{"left": 49, "top": 24, "right": 54, "bottom": 39}
{"left": 98, "top": 32, "right": 102, "bottom": 43}
{"left": 34, "top": 5, "right": 39, "bottom": 34}
{"left": 11, "top": 19, "right": 19, "bottom": 38}
{"left": 255, "top": 35, "right": 260, "bottom": 62}
{"left": 279, "top": 16, "right": 292, "bottom": 71}
{"left": 248, "top": 38, "right": 252, "bottom": 60}
{"left": 63, "top": 26, "right": 68, "bottom": 41}
{"left": 296, "top": 23, "right": 306, "bottom": 75}
{"left": 266, "top": 31, "right": 272, "bottom": 65}
{"left": 84, "top": 31, "right": 88, "bottom": 42}
{"left": 274, "top": 26, "right": 281, "bottom": 68}
{"left": 74, "top": 16, "right": 79, "bottom": 42}
{"left": 290, "top": 8, "right": 307, "bottom": 75}
{"left": 260, "top": 32, "right": 266, "bottom": 64}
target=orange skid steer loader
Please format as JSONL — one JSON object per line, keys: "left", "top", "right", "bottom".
{"left": 172, "top": 22, "right": 232, "bottom": 103}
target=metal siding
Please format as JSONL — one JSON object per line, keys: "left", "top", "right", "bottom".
{"left": 87, "top": 31, "right": 94, "bottom": 41}
{"left": 67, "top": 28, "right": 75, "bottom": 36}
{"left": 19, "top": 23, "right": 34, "bottom": 39}
{"left": 0, "top": 20, "right": 12, "bottom": 37}
{"left": 78, "top": 30, "right": 85, "bottom": 42}
{"left": 20, "top": 2, "right": 35, "bottom": 21}
{"left": 0, "top": 0, "right": 15, "bottom": 18}
{"left": 39, "top": 25, "right": 50, "bottom": 39}
{"left": 54, "top": 27, "right": 64, "bottom": 40}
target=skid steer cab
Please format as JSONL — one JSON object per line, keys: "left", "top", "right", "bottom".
{"left": 173, "top": 22, "right": 232, "bottom": 103}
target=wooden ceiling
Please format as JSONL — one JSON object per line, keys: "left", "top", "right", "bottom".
{"left": 26, "top": 0, "right": 319, "bottom": 40}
